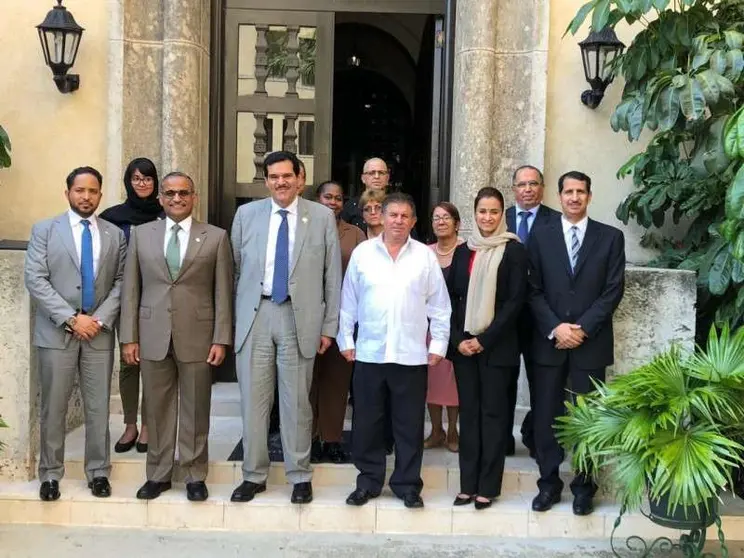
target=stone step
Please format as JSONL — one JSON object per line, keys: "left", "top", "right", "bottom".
{"left": 1, "top": 480, "right": 725, "bottom": 541}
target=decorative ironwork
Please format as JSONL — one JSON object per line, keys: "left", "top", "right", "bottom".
{"left": 609, "top": 506, "right": 729, "bottom": 558}
{"left": 285, "top": 26, "right": 300, "bottom": 98}
{"left": 254, "top": 25, "right": 269, "bottom": 96}
{"left": 252, "top": 112, "right": 268, "bottom": 180}
{"left": 283, "top": 113, "right": 298, "bottom": 152}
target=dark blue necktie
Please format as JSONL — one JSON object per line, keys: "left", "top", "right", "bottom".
{"left": 80, "top": 219, "right": 95, "bottom": 313}
{"left": 517, "top": 211, "right": 531, "bottom": 244}
{"left": 272, "top": 209, "right": 289, "bottom": 304}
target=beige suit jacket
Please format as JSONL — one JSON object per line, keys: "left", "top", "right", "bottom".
{"left": 120, "top": 218, "right": 233, "bottom": 362}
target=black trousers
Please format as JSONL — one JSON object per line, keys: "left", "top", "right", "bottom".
{"left": 533, "top": 361, "right": 605, "bottom": 498}
{"left": 452, "top": 354, "right": 512, "bottom": 498}
{"left": 351, "top": 361, "right": 427, "bottom": 497}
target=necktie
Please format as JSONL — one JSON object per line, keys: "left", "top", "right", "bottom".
{"left": 570, "top": 225, "right": 581, "bottom": 272}
{"left": 166, "top": 223, "right": 181, "bottom": 280}
{"left": 272, "top": 209, "right": 289, "bottom": 304}
{"left": 80, "top": 219, "right": 95, "bottom": 313}
{"left": 517, "top": 211, "right": 530, "bottom": 244}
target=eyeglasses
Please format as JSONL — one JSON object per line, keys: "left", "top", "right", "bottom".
{"left": 161, "top": 189, "right": 193, "bottom": 199}
{"left": 514, "top": 181, "right": 542, "bottom": 189}
{"left": 363, "top": 170, "right": 389, "bottom": 177}
{"left": 132, "top": 176, "right": 155, "bottom": 184}
{"left": 432, "top": 215, "right": 453, "bottom": 223}
{"left": 363, "top": 205, "right": 382, "bottom": 214}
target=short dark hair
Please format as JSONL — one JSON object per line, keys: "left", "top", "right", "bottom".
{"left": 316, "top": 180, "right": 344, "bottom": 198}
{"left": 263, "top": 151, "right": 301, "bottom": 176}
{"left": 66, "top": 166, "right": 103, "bottom": 190}
{"left": 382, "top": 192, "right": 417, "bottom": 218}
{"left": 473, "top": 187, "right": 505, "bottom": 212}
{"left": 512, "top": 165, "right": 544, "bottom": 185}
{"left": 431, "top": 201, "right": 460, "bottom": 225}
{"left": 161, "top": 171, "right": 195, "bottom": 192}
{"left": 123, "top": 157, "right": 159, "bottom": 192}
{"left": 558, "top": 171, "right": 592, "bottom": 193}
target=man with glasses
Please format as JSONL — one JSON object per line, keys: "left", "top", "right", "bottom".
{"left": 120, "top": 172, "right": 233, "bottom": 502}
{"left": 341, "top": 157, "right": 391, "bottom": 231}
{"left": 505, "top": 165, "right": 559, "bottom": 458}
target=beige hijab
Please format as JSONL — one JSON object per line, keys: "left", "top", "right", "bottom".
{"left": 464, "top": 214, "right": 520, "bottom": 335}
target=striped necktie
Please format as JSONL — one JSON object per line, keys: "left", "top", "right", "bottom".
{"left": 570, "top": 225, "right": 581, "bottom": 272}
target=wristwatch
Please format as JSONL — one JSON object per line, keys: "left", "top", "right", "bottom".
{"left": 64, "top": 316, "right": 77, "bottom": 333}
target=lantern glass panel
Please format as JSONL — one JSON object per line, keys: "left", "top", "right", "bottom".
{"left": 44, "top": 30, "right": 65, "bottom": 65}
{"left": 600, "top": 47, "right": 617, "bottom": 80}
{"left": 584, "top": 47, "right": 598, "bottom": 81}
{"left": 63, "top": 33, "right": 80, "bottom": 65}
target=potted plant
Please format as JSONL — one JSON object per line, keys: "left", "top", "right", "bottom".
{"left": 556, "top": 325, "right": 744, "bottom": 555}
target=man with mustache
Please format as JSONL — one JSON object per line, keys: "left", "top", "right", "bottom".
{"left": 527, "top": 171, "right": 625, "bottom": 516}
{"left": 25, "top": 166, "right": 127, "bottom": 501}
{"left": 230, "top": 150, "right": 341, "bottom": 505}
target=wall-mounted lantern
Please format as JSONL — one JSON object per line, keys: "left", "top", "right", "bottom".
{"left": 36, "top": 0, "right": 84, "bottom": 94}
{"left": 579, "top": 27, "right": 625, "bottom": 109}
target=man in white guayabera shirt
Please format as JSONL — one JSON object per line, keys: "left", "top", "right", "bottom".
{"left": 338, "top": 192, "right": 451, "bottom": 509}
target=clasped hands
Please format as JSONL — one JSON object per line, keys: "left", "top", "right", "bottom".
{"left": 458, "top": 338, "right": 484, "bottom": 357}
{"left": 70, "top": 314, "right": 102, "bottom": 341}
{"left": 553, "top": 323, "right": 587, "bottom": 349}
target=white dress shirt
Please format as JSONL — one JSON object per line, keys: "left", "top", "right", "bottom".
{"left": 515, "top": 204, "right": 540, "bottom": 235}
{"left": 337, "top": 235, "right": 451, "bottom": 366}
{"left": 163, "top": 216, "right": 192, "bottom": 266}
{"left": 561, "top": 214, "right": 588, "bottom": 255}
{"left": 68, "top": 209, "right": 101, "bottom": 274}
{"left": 263, "top": 196, "right": 299, "bottom": 296}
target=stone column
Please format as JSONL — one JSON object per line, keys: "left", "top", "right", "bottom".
{"left": 450, "top": 0, "right": 549, "bottom": 231}
{"left": 161, "top": 0, "right": 211, "bottom": 219}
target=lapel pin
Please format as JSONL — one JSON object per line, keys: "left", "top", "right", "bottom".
{"left": 302, "top": 217, "right": 309, "bottom": 224}
{"left": 196, "top": 238, "right": 201, "bottom": 243}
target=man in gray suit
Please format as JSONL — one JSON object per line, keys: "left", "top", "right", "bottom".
{"left": 24, "top": 166, "right": 126, "bottom": 501}
{"left": 230, "top": 151, "right": 342, "bottom": 504}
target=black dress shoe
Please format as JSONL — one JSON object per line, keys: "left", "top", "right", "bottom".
{"left": 402, "top": 493, "right": 424, "bottom": 509}
{"left": 136, "top": 442, "right": 148, "bottom": 453}
{"left": 346, "top": 488, "right": 380, "bottom": 506}
{"left": 114, "top": 432, "right": 138, "bottom": 453}
{"left": 230, "top": 481, "right": 266, "bottom": 503}
{"left": 186, "top": 481, "right": 209, "bottom": 502}
{"left": 453, "top": 494, "right": 473, "bottom": 506}
{"left": 505, "top": 436, "right": 516, "bottom": 457}
{"left": 136, "top": 480, "right": 172, "bottom": 500}
{"left": 531, "top": 490, "right": 561, "bottom": 512}
{"left": 39, "top": 480, "right": 60, "bottom": 502}
{"left": 310, "top": 439, "right": 323, "bottom": 463}
{"left": 324, "top": 442, "right": 348, "bottom": 464}
{"left": 291, "top": 482, "right": 313, "bottom": 504}
{"left": 88, "top": 477, "right": 111, "bottom": 498}
{"left": 573, "top": 495, "right": 594, "bottom": 516}
{"left": 474, "top": 497, "right": 494, "bottom": 510}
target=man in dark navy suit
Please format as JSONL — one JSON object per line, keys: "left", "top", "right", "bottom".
{"left": 527, "top": 170, "right": 625, "bottom": 516}
{"left": 505, "top": 165, "right": 559, "bottom": 457}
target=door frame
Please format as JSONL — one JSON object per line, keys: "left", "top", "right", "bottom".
{"left": 209, "top": 0, "right": 451, "bottom": 228}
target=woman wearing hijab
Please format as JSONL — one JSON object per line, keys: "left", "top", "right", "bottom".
{"left": 100, "top": 157, "right": 163, "bottom": 453}
{"left": 446, "top": 186, "right": 528, "bottom": 509}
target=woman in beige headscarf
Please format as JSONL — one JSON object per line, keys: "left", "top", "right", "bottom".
{"left": 446, "top": 186, "right": 528, "bottom": 510}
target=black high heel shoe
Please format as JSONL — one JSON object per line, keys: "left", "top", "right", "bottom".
{"left": 114, "top": 430, "right": 138, "bottom": 453}
{"left": 474, "top": 497, "right": 494, "bottom": 510}
{"left": 453, "top": 494, "right": 473, "bottom": 506}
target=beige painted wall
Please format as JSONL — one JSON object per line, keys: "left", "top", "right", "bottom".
{"left": 545, "top": 0, "right": 657, "bottom": 264}
{"left": 0, "top": 1, "right": 109, "bottom": 241}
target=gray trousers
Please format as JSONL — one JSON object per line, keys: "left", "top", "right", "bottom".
{"left": 237, "top": 299, "right": 315, "bottom": 484}
{"left": 141, "top": 347, "right": 212, "bottom": 483}
{"left": 38, "top": 343, "right": 113, "bottom": 483}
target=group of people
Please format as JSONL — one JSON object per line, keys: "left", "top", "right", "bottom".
{"left": 24, "top": 150, "right": 625, "bottom": 517}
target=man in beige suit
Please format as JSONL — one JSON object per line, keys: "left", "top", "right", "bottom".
{"left": 120, "top": 171, "right": 233, "bottom": 502}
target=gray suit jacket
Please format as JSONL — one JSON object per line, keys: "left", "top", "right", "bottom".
{"left": 119, "top": 219, "right": 234, "bottom": 363}
{"left": 24, "top": 212, "right": 127, "bottom": 350}
{"left": 231, "top": 197, "right": 342, "bottom": 358}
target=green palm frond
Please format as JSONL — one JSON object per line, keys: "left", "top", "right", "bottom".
{"left": 689, "top": 324, "right": 744, "bottom": 385}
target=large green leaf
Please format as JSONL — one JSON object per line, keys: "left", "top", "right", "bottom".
{"left": 734, "top": 230, "right": 744, "bottom": 261}
{"left": 679, "top": 76, "right": 706, "bottom": 120}
{"left": 565, "top": 1, "right": 596, "bottom": 36}
{"left": 725, "top": 30, "right": 744, "bottom": 50}
{"left": 727, "top": 164, "right": 744, "bottom": 219}
{"left": 709, "top": 246, "right": 733, "bottom": 295}
{"left": 724, "top": 107, "right": 744, "bottom": 158}
{"left": 695, "top": 70, "right": 720, "bottom": 105}
{"left": 726, "top": 49, "right": 744, "bottom": 81}
{"left": 652, "top": 0, "right": 670, "bottom": 9}
{"left": 657, "top": 86, "right": 681, "bottom": 131}
{"left": 627, "top": 98, "right": 645, "bottom": 141}
{"left": 710, "top": 50, "right": 728, "bottom": 74}
{"left": 591, "top": 0, "right": 611, "bottom": 33}
{"left": 692, "top": 48, "right": 712, "bottom": 70}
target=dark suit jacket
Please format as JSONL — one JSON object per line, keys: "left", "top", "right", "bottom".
{"left": 446, "top": 241, "right": 528, "bottom": 367}
{"left": 528, "top": 217, "right": 625, "bottom": 369}
{"left": 506, "top": 204, "right": 560, "bottom": 357}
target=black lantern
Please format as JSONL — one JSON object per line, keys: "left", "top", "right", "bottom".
{"left": 36, "top": 0, "right": 84, "bottom": 94}
{"left": 579, "top": 27, "right": 625, "bottom": 109}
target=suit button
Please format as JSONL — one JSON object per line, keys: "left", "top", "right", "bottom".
{"left": 259, "top": 282, "right": 263, "bottom": 286}
{"left": 76, "top": 286, "right": 81, "bottom": 290}
{"left": 253, "top": 307, "right": 257, "bottom": 312}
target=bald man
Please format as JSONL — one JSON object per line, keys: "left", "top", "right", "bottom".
{"left": 340, "top": 158, "right": 390, "bottom": 231}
